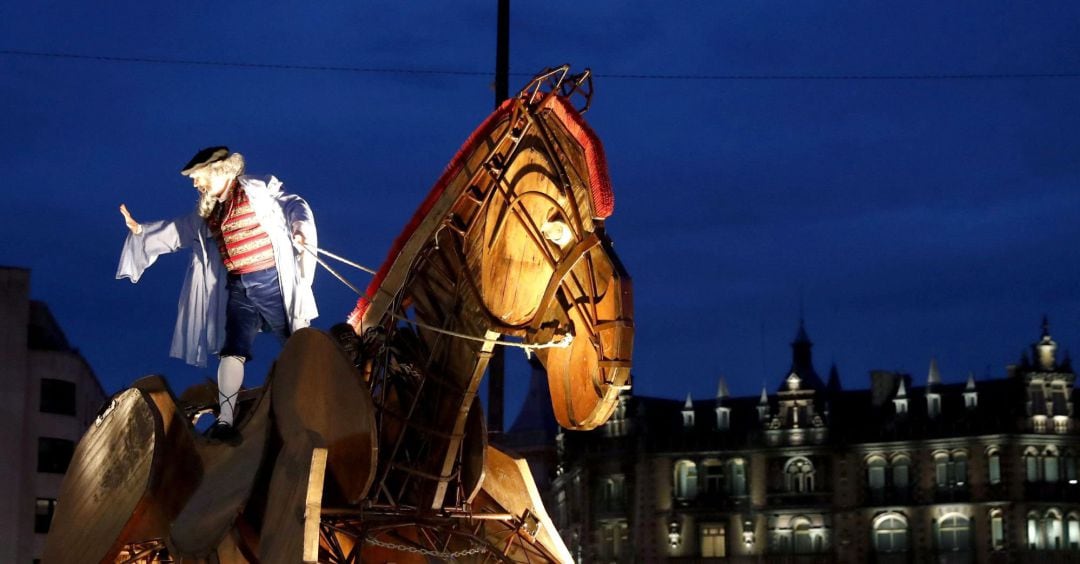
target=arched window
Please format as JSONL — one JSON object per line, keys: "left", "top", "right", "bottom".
{"left": 1026, "top": 448, "right": 1041, "bottom": 482}
{"left": 1067, "top": 513, "right": 1080, "bottom": 550}
{"left": 867, "top": 455, "right": 887, "bottom": 491}
{"left": 1044, "top": 447, "right": 1060, "bottom": 483}
{"left": 1028, "top": 511, "right": 1044, "bottom": 549}
{"left": 1046, "top": 510, "right": 1064, "bottom": 550}
{"left": 784, "top": 457, "right": 815, "bottom": 493}
{"left": 891, "top": 454, "right": 910, "bottom": 489}
{"left": 989, "top": 509, "right": 1005, "bottom": 550}
{"left": 934, "top": 452, "right": 950, "bottom": 488}
{"left": 792, "top": 517, "right": 813, "bottom": 553}
{"left": 987, "top": 447, "right": 1001, "bottom": 485}
{"left": 728, "top": 458, "right": 747, "bottom": 496}
{"left": 673, "top": 460, "right": 698, "bottom": 499}
{"left": 873, "top": 513, "right": 908, "bottom": 553}
{"left": 937, "top": 514, "right": 971, "bottom": 552}
{"left": 953, "top": 450, "right": 968, "bottom": 486}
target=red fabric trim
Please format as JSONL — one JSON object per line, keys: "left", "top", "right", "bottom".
{"left": 545, "top": 96, "right": 615, "bottom": 219}
{"left": 347, "top": 99, "right": 517, "bottom": 328}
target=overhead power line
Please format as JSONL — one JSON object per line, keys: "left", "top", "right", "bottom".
{"left": 4, "top": 48, "right": 1080, "bottom": 81}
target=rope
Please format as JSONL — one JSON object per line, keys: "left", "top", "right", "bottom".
{"left": 300, "top": 243, "right": 573, "bottom": 352}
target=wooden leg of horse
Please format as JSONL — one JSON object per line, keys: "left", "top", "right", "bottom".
{"left": 258, "top": 439, "right": 327, "bottom": 563}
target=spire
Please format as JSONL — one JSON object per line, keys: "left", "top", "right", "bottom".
{"left": 786, "top": 316, "right": 824, "bottom": 390}
{"left": 759, "top": 386, "right": 769, "bottom": 404}
{"left": 827, "top": 362, "right": 842, "bottom": 393}
{"left": 895, "top": 378, "right": 908, "bottom": 398}
{"left": 1042, "top": 314, "right": 1051, "bottom": 339}
{"left": 683, "top": 393, "right": 694, "bottom": 410}
{"left": 682, "top": 393, "right": 695, "bottom": 428}
{"left": 1035, "top": 316, "right": 1058, "bottom": 370}
{"left": 927, "top": 358, "right": 941, "bottom": 386}
{"left": 963, "top": 371, "right": 978, "bottom": 409}
{"left": 716, "top": 376, "right": 730, "bottom": 402}
{"left": 965, "top": 372, "right": 976, "bottom": 390}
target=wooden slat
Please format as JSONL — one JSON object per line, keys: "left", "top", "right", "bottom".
{"left": 258, "top": 437, "right": 324, "bottom": 564}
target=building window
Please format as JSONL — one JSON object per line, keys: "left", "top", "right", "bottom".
{"left": 703, "top": 460, "right": 724, "bottom": 496}
{"left": 988, "top": 448, "right": 1001, "bottom": 485}
{"left": 599, "top": 520, "right": 628, "bottom": 560}
{"left": 784, "top": 457, "right": 815, "bottom": 493}
{"left": 867, "top": 455, "right": 887, "bottom": 491}
{"left": 728, "top": 458, "right": 747, "bottom": 496}
{"left": 600, "top": 475, "right": 624, "bottom": 511}
{"left": 40, "top": 378, "right": 77, "bottom": 415}
{"left": 1065, "top": 453, "right": 1079, "bottom": 485}
{"left": 715, "top": 407, "right": 730, "bottom": 430}
{"left": 1029, "top": 512, "right": 1044, "bottom": 549}
{"left": 1045, "top": 448, "right": 1060, "bottom": 483}
{"left": 891, "top": 455, "right": 910, "bottom": 489}
{"left": 1027, "top": 448, "right": 1041, "bottom": 482}
{"left": 990, "top": 509, "right": 1005, "bottom": 550}
{"left": 873, "top": 513, "right": 908, "bottom": 553}
{"left": 1067, "top": 513, "right": 1080, "bottom": 549}
{"left": 674, "top": 460, "right": 698, "bottom": 499}
{"left": 700, "top": 524, "right": 726, "bottom": 557}
{"left": 935, "top": 451, "right": 967, "bottom": 488}
{"left": 937, "top": 514, "right": 970, "bottom": 552}
{"left": 37, "top": 437, "right": 74, "bottom": 474}
{"left": 928, "top": 394, "right": 941, "bottom": 418}
{"left": 34, "top": 498, "right": 56, "bottom": 534}
{"left": 793, "top": 520, "right": 812, "bottom": 553}
{"left": 1046, "top": 510, "right": 1064, "bottom": 550}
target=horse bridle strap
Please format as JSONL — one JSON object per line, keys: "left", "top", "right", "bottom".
{"left": 528, "top": 232, "right": 601, "bottom": 332}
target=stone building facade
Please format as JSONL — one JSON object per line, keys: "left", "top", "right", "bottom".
{"left": 550, "top": 319, "right": 1080, "bottom": 563}
{"left": 0, "top": 267, "right": 107, "bottom": 562}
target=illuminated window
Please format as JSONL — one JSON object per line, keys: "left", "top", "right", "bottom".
{"left": 1067, "top": 514, "right": 1080, "bottom": 549}
{"left": 34, "top": 498, "right": 56, "bottom": 534}
{"left": 987, "top": 448, "right": 1001, "bottom": 484}
{"left": 1045, "top": 448, "right": 1060, "bottom": 483}
{"left": 867, "top": 456, "right": 887, "bottom": 491}
{"left": 1029, "top": 512, "right": 1044, "bottom": 549}
{"left": 793, "top": 518, "right": 813, "bottom": 553}
{"left": 891, "top": 455, "right": 910, "bottom": 489}
{"left": 728, "top": 458, "right": 747, "bottom": 496}
{"left": 1027, "top": 449, "right": 1041, "bottom": 482}
{"left": 674, "top": 460, "right": 698, "bottom": 499}
{"left": 873, "top": 513, "right": 908, "bottom": 553}
{"left": 990, "top": 509, "right": 1005, "bottom": 550}
{"left": 784, "top": 457, "right": 815, "bottom": 493}
{"left": 937, "top": 514, "right": 970, "bottom": 552}
{"left": 715, "top": 406, "right": 730, "bottom": 430}
{"left": 1047, "top": 510, "right": 1064, "bottom": 550}
{"left": 934, "top": 451, "right": 967, "bottom": 488}
{"left": 700, "top": 524, "right": 726, "bottom": 557}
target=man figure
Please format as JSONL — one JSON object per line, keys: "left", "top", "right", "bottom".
{"left": 117, "top": 147, "right": 317, "bottom": 442}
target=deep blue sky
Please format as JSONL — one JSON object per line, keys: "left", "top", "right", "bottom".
{"left": 4, "top": 2, "right": 1080, "bottom": 426}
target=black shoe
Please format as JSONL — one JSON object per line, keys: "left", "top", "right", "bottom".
{"left": 206, "top": 421, "right": 242, "bottom": 445}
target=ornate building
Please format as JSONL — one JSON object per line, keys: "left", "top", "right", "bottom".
{"left": 550, "top": 319, "right": 1080, "bottom": 563}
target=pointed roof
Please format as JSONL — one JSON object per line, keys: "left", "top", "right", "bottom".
{"left": 782, "top": 317, "right": 825, "bottom": 391}
{"left": 1042, "top": 314, "right": 1051, "bottom": 338}
{"left": 927, "top": 358, "right": 941, "bottom": 386}
{"left": 759, "top": 386, "right": 769, "bottom": 404}
{"left": 894, "top": 378, "right": 908, "bottom": 399}
{"left": 965, "top": 372, "right": 976, "bottom": 390}
{"left": 827, "top": 362, "right": 842, "bottom": 393}
{"left": 715, "top": 376, "right": 729, "bottom": 401}
{"left": 683, "top": 393, "right": 694, "bottom": 410}
{"left": 793, "top": 316, "right": 812, "bottom": 346}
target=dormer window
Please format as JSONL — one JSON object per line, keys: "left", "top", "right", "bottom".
{"left": 964, "top": 392, "right": 977, "bottom": 409}
{"left": 716, "top": 406, "right": 731, "bottom": 430}
{"left": 927, "top": 394, "right": 941, "bottom": 418}
{"left": 786, "top": 373, "right": 801, "bottom": 391}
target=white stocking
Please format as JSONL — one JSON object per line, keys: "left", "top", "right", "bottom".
{"left": 217, "top": 355, "right": 245, "bottom": 425}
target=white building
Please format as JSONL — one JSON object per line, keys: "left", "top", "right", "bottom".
{"left": 0, "top": 267, "right": 107, "bottom": 562}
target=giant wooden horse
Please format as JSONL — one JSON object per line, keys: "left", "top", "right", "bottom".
{"left": 43, "top": 66, "right": 633, "bottom": 563}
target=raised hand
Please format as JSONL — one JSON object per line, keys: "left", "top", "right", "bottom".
{"left": 119, "top": 204, "right": 142, "bottom": 235}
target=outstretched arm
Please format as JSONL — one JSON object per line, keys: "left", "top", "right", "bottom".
{"left": 116, "top": 205, "right": 200, "bottom": 283}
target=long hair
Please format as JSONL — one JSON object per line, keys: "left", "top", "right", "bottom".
{"left": 196, "top": 153, "right": 246, "bottom": 218}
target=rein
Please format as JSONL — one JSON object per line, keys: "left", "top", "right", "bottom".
{"left": 301, "top": 242, "right": 573, "bottom": 354}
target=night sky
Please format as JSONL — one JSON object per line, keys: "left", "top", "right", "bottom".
{"left": 4, "top": 2, "right": 1080, "bottom": 426}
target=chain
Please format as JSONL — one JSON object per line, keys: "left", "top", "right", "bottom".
{"left": 364, "top": 536, "right": 490, "bottom": 559}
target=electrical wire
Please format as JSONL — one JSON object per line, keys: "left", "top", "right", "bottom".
{"left": 4, "top": 48, "right": 1080, "bottom": 81}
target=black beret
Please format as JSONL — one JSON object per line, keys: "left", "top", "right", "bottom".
{"left": 180, "top": 146, "right": 230, "bottom": 176}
